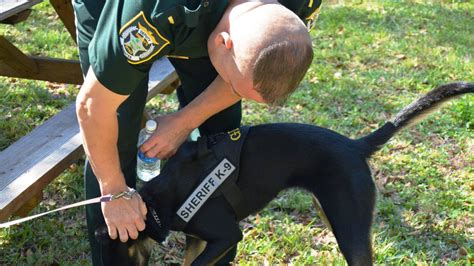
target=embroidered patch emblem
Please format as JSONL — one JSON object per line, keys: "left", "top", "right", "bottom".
{"left": 119, "top": 11, "right": 170, "bottom": 64}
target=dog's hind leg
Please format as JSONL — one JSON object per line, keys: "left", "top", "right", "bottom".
{"left": 310, "top": 169, "right": 375, "bottom": 265}
{"left": 311, "top": 194, "right": 333, "bottom": 232}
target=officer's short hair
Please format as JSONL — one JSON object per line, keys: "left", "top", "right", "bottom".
{"left": 253, "top": 39, "right": 313, "bottom": 105}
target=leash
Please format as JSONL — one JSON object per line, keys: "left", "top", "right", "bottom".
{"left": 0, "top": 189, "right": 139, "bottom": 229}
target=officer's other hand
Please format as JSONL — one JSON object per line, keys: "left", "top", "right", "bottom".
{"left": 140, "top": 112, "right": 193, "bottom": 159}
{"left": 101, "top": 190, "right": 147, "bottom": 242}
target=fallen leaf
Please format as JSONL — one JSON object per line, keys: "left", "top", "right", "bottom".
{"left": 395, "top": 53, "right": 407, "bottom": 60}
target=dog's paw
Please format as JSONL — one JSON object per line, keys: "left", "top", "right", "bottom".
{"left": 94, "top": 226, "right": 111, "bottom": 244}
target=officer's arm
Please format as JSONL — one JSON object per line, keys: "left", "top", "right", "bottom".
{"left": 76, "top": 67, "right": 147, "bottom": 242}
{"left": 179, "top": 75, "right": 241, "bottom": 129}
{"left": 141, "top": 75, "right": 240, "bottom": 158}
{"left": 76, "top": 67, "right": 128, "bottom": 193}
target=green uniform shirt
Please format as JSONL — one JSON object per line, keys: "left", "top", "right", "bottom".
{"left": 89, "top": 0, "right": 322, "bottom": 95}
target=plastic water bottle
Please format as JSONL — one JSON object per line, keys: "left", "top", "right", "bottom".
{"left": 136, "top": 120, "right": 160, "bottom": 181}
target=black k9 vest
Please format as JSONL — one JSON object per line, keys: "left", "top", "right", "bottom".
{"left": 171, "top": 126, "right": 250, "bottom": 230}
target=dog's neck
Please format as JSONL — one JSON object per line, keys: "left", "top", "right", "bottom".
{"left": 149, "top": 207, "right": 163, "bottom": 228}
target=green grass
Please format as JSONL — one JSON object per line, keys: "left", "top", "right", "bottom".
{"left": 1, "top": 1, "right": 473, "bottom": 264}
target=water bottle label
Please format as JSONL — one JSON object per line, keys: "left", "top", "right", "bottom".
{"left": 138, "top": 151, "right": 158, "bottom": 163}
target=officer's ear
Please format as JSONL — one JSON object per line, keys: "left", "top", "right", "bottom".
{"left": 214, "top": 31, "right": 233, "bottom": 50}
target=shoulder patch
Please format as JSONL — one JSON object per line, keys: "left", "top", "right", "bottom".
{"left": 119, "top": 11, "right": 170, "bottom": 64}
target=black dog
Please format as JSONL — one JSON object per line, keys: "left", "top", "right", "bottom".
{"left": 96, "top": 82, "right": 473, "bottom": 265}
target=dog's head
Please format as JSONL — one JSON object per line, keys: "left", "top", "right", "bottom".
{"left": 95, "top": 226, "right": 156, "bottom": 266}
{"left": 94, "top": 204, "right": 170, "bottom": 246}
{"left": 94, "top": 205, "right": 170, "bottom": 266}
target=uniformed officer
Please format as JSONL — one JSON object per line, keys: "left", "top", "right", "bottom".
{"left": 73, "top": 0, "right": 321, "bottom": 264}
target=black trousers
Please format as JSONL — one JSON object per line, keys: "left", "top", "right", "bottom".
{"left": 73, "top": 0, "right": 241, "bottom": 264}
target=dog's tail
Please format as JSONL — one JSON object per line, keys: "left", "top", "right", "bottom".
{"left": 357, "top": 82, "right": 473, "bottom": 156}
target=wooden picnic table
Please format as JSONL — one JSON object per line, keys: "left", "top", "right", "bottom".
{"left": 0, "top": 0, "right": 83, "bottom": 84}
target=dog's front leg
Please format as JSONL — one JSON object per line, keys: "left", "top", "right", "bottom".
{"left": 187, "top": 217, "right": 242, "bottom": 266}
{"left": 183, "top": 235, "right": 207, "bottom": 266}
{"left": 183, "top": 235, "right": 240, "bottom": 266}
{"left": 185, "top": 199, "right": 243, "bottom": 265}
{"left": 191, "top": 238, "right": 241, "bottom": 266}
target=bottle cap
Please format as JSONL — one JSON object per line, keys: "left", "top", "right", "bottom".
{"left": 145, "top": 120, "right": 157, "bottom": 132}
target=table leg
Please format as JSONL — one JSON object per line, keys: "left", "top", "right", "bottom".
{"left": 50, "top": 0, "right": 77, "bottom": 43}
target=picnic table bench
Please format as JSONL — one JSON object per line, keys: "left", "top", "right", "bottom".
{"left": 0, "top": 0, "right": 42, "bottom": 24}
{"left": 0, "top": 0, "right": 180, "bottom": 221}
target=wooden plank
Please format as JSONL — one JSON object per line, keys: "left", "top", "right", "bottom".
{"left": 13, "top": 191, "right": 43, "bottom": 217}
{"left": 147, "top": 57, "right": 179, "bottom": 99}
{"left": 0, "top": 35, "right": 38, "bottom": 75}
{"left": 144, "top": 58, "right": 179, "bottom": 121}
{"left": 0, "top": 103, "right": 83, "bottom": 221}
{"left": 0, "top": 58, "right": 178, "bottom": 221}
{"left": 159, "top": 79, "right": 180, "bottom": 95}
{"left": 0, "top": 9, "right": 32, "bottom": 24}
{"left": 49, "top": 0, "right": 76, "bottom": 42}
{"left": 0, "top": 0, "right": 42, "bottom": 21}
{"left": 0, "top": 55, "right": 83, "bottom": 84}
{"left": 0, "top": 55, "right": 178, "bottom": 87}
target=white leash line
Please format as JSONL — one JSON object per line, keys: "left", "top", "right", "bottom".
{"left": 0, "top": 194, "right": 114, "bottom": 228}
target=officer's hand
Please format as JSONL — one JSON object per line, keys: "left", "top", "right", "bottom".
{"left": 140, "top": 112, "right": 193, "bottom": 159}
{"left": 101, "top": 190, "right": 147, "bottom": 242}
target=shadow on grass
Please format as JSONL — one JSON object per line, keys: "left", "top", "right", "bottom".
{"left": 374, "top": 195, "right": 472, "bottom": 262}
{"left": 248, "top": 188, "right": 471, "bottom": 263}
